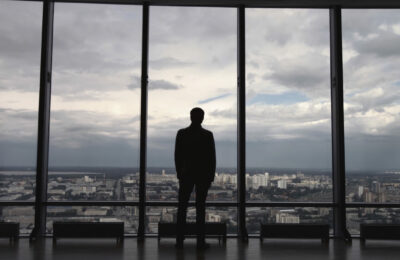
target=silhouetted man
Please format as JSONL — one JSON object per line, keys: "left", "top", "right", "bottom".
{"left": 175, "top": 107, "right": 216, "bottom": 249}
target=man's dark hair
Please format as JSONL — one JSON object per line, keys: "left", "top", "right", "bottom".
{"left": 190, "top": 107, "right": 204, "bottom": 124}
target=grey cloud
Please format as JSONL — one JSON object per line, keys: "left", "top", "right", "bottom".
{"left": 51, "top": 4, "right": 142, "bottom": 76}
{"left": 209, "top": 109, "right": 236, "bottom": 119}
{"left": 127, "top": 115, "right": 141, "bottom": 124}
{"left": 198, "top": 93, "right": 231, "bottom": 104}
{"left": 150, "top": 57, "right": 193, "bottom": 70}
{"left": 128, "top": 76, "right": 181, "bottom": 91}
{"left": 354, "top": 31, "right": 400, "bottom": 58}
{"left": 343, "top": 51, "right": 400, "bottom": 95}
{"left": 247, "top": 9, "right": 329, "bottom": 48}
{"left": 342, "top": 9, "right": 400, "bottom": 39}
{"left": 150, "top": 7, "right": 236, "bottom": 44}
{"left": 247, "top": 138, "right": 332, "bottom": 169}
{"left": 149, "top": 7, "right": 236, "bottom": 70}
{"left": 0, "top": 140, "right": 37, "bottom": 167}
{"left": 49, "top": 110, "right": 140, "bottom": 139}
{"left": 265, "top": 55, "right": 330, "bottom": 94}
{"left": 345, "top": 134, "right": 400, "bottom": 171}
{"left": 53, "top": 50, "right": 138, "bottom": 74}
{"left": 58, "top": 91, "right": 103, "bottom": 102}
{"left": 49, "top": 135, "right": 140, "bottom": 168}
{"left": 268, "top": 68, "right": 328, "bottom": 90}
{"left": 248, "top": 60, "right": 260, "bottom": 69}
{"left": 64, "top": 125, "right": 97, "bottom": 134}
{"left": 246, "top": 103, "right": 331, "bottom": 132}
{"left": 264, "top": 26, "right": 292, "bottom": 45}
{"left": 247, "top": 73, "right": 257, "bottom": 85}
{"left": 127, "top": 76, "right": 141, "bottom": 90}
{"left": 348, "top": 89, "right": 400, "bottom": 114}
{"left": 149, "top": 79, "right": 181, "bottom": 90}
{"left": 0, "top": 2, "right": 42, "bottom": 66}
{"left": 299, "top": 11, "right": 330, "bottom": 47}
{"left": 0, "top": 2, "right": 42, "bottom": 93}
{"left": 0, "top": 108, "right": 37, "bottom": 121}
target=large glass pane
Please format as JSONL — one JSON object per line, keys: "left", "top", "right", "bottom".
{"left": 0, "top": 206, "right": 35, "bottom": 234}
{"left": 46, "top": 206, "right": 138, "bottom": 234}
{"left": 246, "top": 9, "right": 332, "bottom": 202}
{"left": 247, "top": 207, "right": 332, "bottom": 234}
{"left": 49, "top": 3, "right": 142, "bottom": 201}
{"left": 0, "top": 1, "right": 40, "bottom": 236}
{"left": 146, "top": 206, "right": 237, "bottom": 234}
{"left": 343, "top": 10, "right": 400, "bottom": 203}
{"left": 147, "top": 7, "right": 237, "bottom": 202}
{"left": 0, "top": 0, "right": 41, "bottom": 200}
{"left": 347, "top": 208, "right": 400, "bottom": 235}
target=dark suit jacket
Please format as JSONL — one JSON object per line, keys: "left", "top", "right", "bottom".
{"left": 174, "top": 124, "right": 216, "bottom": 183}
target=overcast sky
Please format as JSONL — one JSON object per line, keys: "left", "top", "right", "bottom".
{"left": 0, "top": 1, "right": 399, "bottom": 171}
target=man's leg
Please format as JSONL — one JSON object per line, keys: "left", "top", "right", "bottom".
{"left": 176, "top": 179, "right": 194, "bottom": 245}
{"left": 195, "top": 182, "right": 210, "bottom": 247}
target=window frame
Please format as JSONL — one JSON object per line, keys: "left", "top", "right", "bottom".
{"left": 2, "top": 0, "right": 400, "bottom": 240}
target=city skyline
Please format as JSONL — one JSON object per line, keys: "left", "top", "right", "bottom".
{"left": 2, "top": 168, "right": 400, "bottom": 235}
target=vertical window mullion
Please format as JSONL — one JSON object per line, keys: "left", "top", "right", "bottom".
{"left": 32, "top": 0, "right": 54, "bottom": 240}
{"left": 329, "top": 6, "right": 350, "bottom": 241}
{"left": 237, "top": 5, "right": 247, "bottom": 241}
{"left": 138, "top": 2, "right": 149, "bottom": 241}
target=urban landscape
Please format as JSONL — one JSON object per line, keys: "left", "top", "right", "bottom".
{"left": 1, "top": 167, "right": 400, "bottom": 235}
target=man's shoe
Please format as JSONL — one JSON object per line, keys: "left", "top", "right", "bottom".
{"left": 175, "top": 241, "right": 184, "bottom": 249}
{"left": 196, "top": 242, "right": 210, "bottom": 250}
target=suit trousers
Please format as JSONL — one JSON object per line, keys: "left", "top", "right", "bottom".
{"left": 176, "top": 179, "right": 210, "bottom": 244}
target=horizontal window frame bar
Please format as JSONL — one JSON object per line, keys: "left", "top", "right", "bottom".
{"left": 12, "top": 0, "right": 400, "bottom": 8}
{"left": 245, "top": 202, "right": 336, "bottom": 207}
{"left": 4, "top": 201, "right": 400, "bottom": 208}
{"left": 0, "top": 201, "right": 35, "bottom": 206}
{"left": 345, "top": 203, "right": 400, "bottom": 208}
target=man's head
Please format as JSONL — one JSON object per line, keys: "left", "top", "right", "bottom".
{"left": 190, "top": 107, "right": 204, "bottom": 125}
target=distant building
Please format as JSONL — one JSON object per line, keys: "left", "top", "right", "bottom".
{"left": 378, "top": 192, "right": 386, "bottom": 203}
{"left": 364, "top": 191, "right": 375, "bottom": 203}
{"left": 358, "top": 186, "right": 364, "bottom": 197}
{"left": 277, "top": 179, "right": 287, "bottom": 189}
{"left": 276, "top": 211, "right": 299, "bottom": 224}
{"left": 296, "top": 171, "right": 304, "bottom": 179}
{"left": 246, "top": 173, "right": 269, "bottom": 189}
{"left": 207, "top": 213, "right": 222, "bottom": 222}
{"left": 372, "top": 181, "right": 381, "bottom": 194}
{"left": 84, "top": 176, "right": 93, "bottom": 183}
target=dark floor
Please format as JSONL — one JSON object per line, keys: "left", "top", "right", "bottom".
{"left": 2, "top": 237, "right": 400, "bottom": 260}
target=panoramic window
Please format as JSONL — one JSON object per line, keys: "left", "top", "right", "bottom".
{"left": 48, "top": 3, "right": 142, "bottom": 207}
{"left": 47, "top": 206, "right": 138, "bottom": 234}
{"left": 245, "top": 9, "right": 332, "bottom": 233}
{"left": 146, "top": 6, "right": 237, "bottom": 232}
{"left": 0, "top": 0, "right": 42, "bottom": 233}
{"left": 343, "top": 9, "right": 400, "bottom": 234}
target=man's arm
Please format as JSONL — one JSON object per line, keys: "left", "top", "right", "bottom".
{"left": 175, "top": 130, "right": 184, "bottom": 180}
{"left": 209, "top": 132, "right": 216, "bottom": 182}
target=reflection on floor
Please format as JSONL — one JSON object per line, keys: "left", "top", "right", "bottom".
{"left": 2, "top": 237, "right": 400, "bottom": 260}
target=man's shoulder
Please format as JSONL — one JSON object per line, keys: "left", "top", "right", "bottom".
{"left": 201, "top": 128, "right": 213, "bottom": 136}
{"left": 177, "top": 126, "right": 213, "bottom": 136}
{"left": 177, "top": 127, "right": 190, "bottom": 134}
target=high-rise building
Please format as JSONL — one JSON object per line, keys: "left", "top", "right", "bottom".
{"left": 372, "top": 181, "right": 381, "bottom": 194}
{"left": 364, "top": 191, "right": 375, "bottom": 203}
{"left": 378, "top": 192, "right": 386, "bottom": 203}
{"left": 277, "top": 179, "right": 287, "bottom": 189}
{"left": 358, "top": 186, "right": 364, "bottom": 197}
{"left": 276, "top": 211, "right": 300, "bottom": 224}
